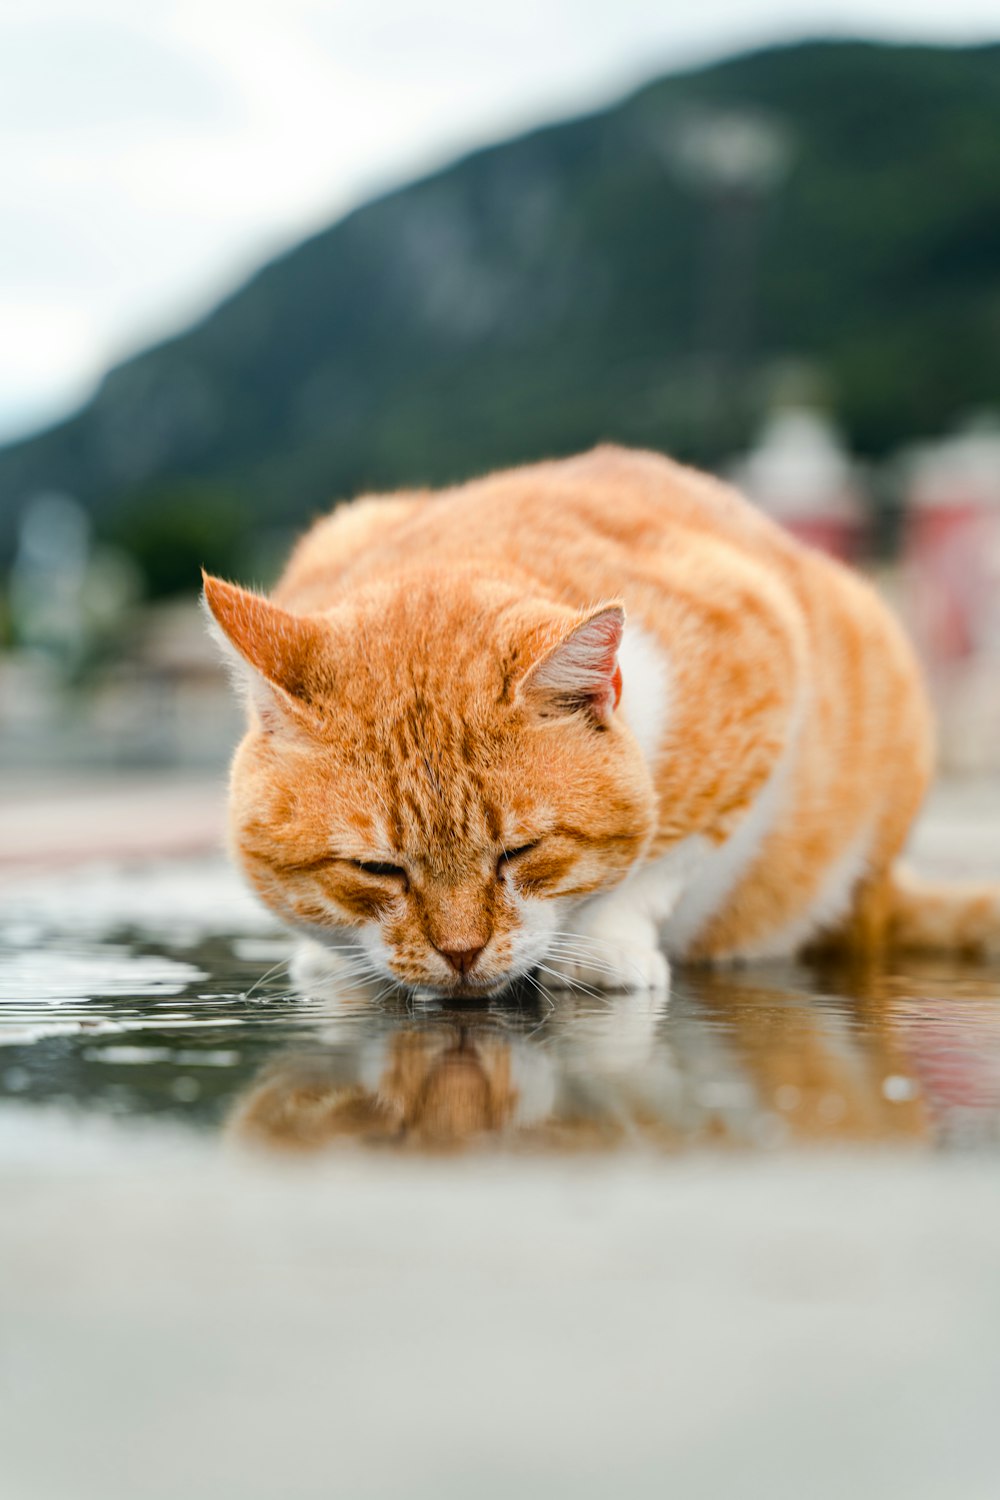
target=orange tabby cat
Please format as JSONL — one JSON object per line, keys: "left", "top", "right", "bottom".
{"left": 204, "top": 444, "right": 999, "bottom": 997}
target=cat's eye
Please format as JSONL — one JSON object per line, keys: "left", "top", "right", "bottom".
{"left": 497, "top": 841, "right": 540, "bottom": 878}
{"left": 349, "top": 859, "right": 407, "bottom": 880}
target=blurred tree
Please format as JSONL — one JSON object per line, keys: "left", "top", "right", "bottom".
{"left": 106, "top": 485, "right": 245, "bottom": 598}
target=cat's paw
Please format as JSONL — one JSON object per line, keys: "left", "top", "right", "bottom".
{"left": 289, "top": 938, "right": 337, "bottom": 991}
{"left": 545, "top": 937, "right": 670, "bottom": 993}
{"left": 289, "top": 937, "right": 372, "bottom": 995}
{"left": 545, "top": 900, "right": 670, "bottom": 993}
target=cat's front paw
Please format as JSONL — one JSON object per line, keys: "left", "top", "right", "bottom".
{"left": 289, "top": 936, "right": 373, "bottom": 996}
{"left": 548, "top": 948, "right": 671, "bottom": 996}
{"left": 545, "top": 900, "right": 670, "bottom": 994}
{"left": 542, "top": 888, "right": 677, "bottom": 996}
{"left": 545, "top": 934, "right": 670, "bottom": 993}
{"left": 289, "top": 937, "right": 338, "bottom": 991}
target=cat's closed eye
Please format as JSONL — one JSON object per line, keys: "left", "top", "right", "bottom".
{"left": 496, "top": 841, "right": 541, "bottom": 879}
{"left": 348, "top": 859, "right": 408, "bottom": 881}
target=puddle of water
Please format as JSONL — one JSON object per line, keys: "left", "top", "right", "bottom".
{"left": 2, "top": 856, "right": 1000, "bottom": 1154}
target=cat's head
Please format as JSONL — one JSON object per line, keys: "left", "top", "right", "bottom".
{"left": 204, "top": 570, "right": 655, "bottom": 996}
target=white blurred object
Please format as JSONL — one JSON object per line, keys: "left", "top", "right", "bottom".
{"left": 905, "top": 414, "right": 1000, "bottom": 512}
{"left": 732, "top": 407, "right": 866, "bottom": 559}
{"left": 667, "top": 109, "right": 793, "bottom": 193}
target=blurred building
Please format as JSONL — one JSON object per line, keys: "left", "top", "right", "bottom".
{"left": 0, "top": 596, "right": 240, "bottom": 773}
{"left": 90, "top": 600, "right": 244, "bottom": 769}
{"left": 899, "top": 418, "right": 1000, "bottom": 773}
{"left": 732, "top": 407, "right": 868, "bottom": 561}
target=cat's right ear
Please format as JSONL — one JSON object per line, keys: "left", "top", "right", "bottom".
{"left": 201, "top": 572, "right": 329, "bottom": 734}
{"left": 517, "top": 604, "right": 625, "bottom": 727}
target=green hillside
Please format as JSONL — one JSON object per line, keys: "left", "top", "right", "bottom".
{"left": 1, "top": 38, "right": 998, "bottom": 585}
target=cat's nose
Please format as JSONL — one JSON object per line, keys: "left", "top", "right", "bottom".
{"left": 436, "top": 943, "right": 486, "bottom": 976}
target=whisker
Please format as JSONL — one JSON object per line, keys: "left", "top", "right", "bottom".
{"left": 543, "top": 946, "right": 630, "bottom": 982}
{"left": 303, "top": 964, "right": 380, "bottom": 992}
{"left": 286, "top": 942, "right": 392, "bottom": 1003}
{"left": 520, "top": 971, "right": 557, "bottom": 1039}
{"left": 534, "top": 961, "right": 609, "bottom": 1004}
{"left": 365, "top": 981, "right": 403, "bottom": 1008}
{"left": 520, "top": 968, "right": 556, "bottom": 1016}
{"left": 544, "top": 941, "right": 626, "bottom": 976}
{"left": 548, "top": 931, "right": 634, "bottom": 959}
{"left": 547, "top": 928, "right": 665, "bottom": 990}
{"left": 242, "top": 955, "right": 290, "bottom": 1002}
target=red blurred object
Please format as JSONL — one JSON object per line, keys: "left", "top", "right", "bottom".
{"left": 902, "top": 421, "right": 1000, "bottom": 670}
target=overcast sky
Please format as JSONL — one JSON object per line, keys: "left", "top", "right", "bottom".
{"left": 1, "top": 0, "right": 998, "bottom": 446}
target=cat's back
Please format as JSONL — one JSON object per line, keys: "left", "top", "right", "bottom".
{"left": 277, "top": 443, "right": 804, "bottom": 610}
{"left": 428, "top": 443, "right": 798, "bottom": 569}
{"left": 480, "top": 443, "right": 793, "bottom": 557}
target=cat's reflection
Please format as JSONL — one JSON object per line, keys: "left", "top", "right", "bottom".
{"left": 685, "top": 966, "right": 930, "bottom": 1143}
{"left": 229, "top": 962, "right": 676, "bottom": 1152}
{"left": 221, "top": 954, "right": 1000, "bottom": 1153}
{"left": 231, "top": 1028, "right": 526, "bottom": 1150}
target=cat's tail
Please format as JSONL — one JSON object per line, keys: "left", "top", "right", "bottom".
{"left": 884, "top": 867, "right": 1000, "bottom": 957}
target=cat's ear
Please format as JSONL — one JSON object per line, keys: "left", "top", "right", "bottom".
{"left": 201, "top": 572, "right": 330, "bottom": 733}
{"left": 518, "top": 604, "right": 625, "bottom": 727}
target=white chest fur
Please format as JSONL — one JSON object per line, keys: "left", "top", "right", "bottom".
{"left": 658, "top": 727, "right": 799, "bottom": 957}
{"left": 617, "top": 624, "right": 810, "bottom": 959}
{"left": 618, "top": 623, "right": 671, "bottom": 770}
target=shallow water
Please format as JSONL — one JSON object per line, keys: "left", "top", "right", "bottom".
{"left": 3, "top": 855, "right": 1000, "bottom": 1156}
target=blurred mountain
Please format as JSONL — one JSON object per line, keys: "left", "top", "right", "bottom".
{"left": 1, "top": 38, "right": 998, "bottom": 580}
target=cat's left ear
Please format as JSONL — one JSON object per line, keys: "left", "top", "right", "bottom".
{"left": 519, "top": 604, "right": 625, "bottom": 727}
{"left": 201, "top": 571, "right": 331, "bottom": 733}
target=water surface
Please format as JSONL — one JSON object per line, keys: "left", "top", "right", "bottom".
{"left": 4, "top": 856, "right": 1000, "bottom": 1156}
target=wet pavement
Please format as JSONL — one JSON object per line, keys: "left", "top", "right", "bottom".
{"left": 2, "top": 788, "right": 1000, "bottom": 1498}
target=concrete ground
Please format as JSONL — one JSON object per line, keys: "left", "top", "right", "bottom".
{"left": 0, "top": 771, "right": 227, "bottom": 871}
{"left": 1, "top": 1133, "right": 999, "bottom": 1500}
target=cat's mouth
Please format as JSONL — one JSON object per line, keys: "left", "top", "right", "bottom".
{"left": 415, "top": 973, "right": 516, "bottom": 1003}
